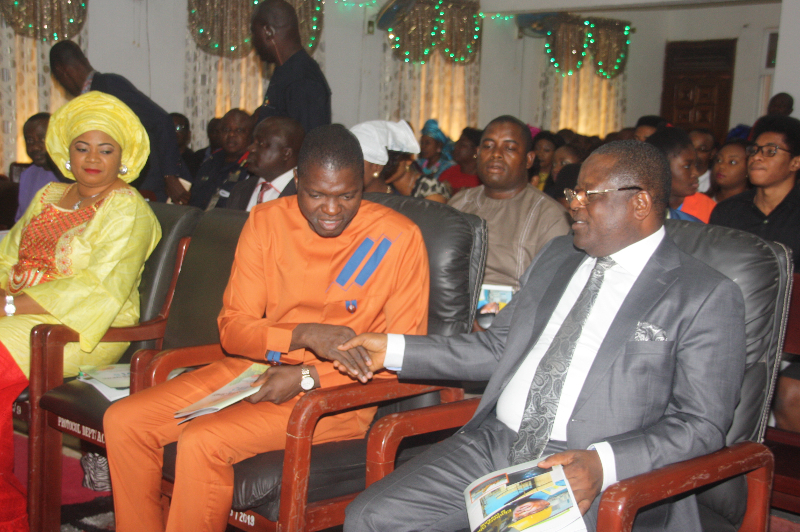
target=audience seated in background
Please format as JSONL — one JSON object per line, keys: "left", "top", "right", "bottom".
{"left": 647, "top": 127, "right": 715, "bottom": 222}
{"left": 633, "top": 115, "right": 668, "bottom": 142}
{"left": 449, "top": 115, "right": 570, "bottom": 293}
{"left": 49, "top": 40, "right": 188, "bottom": 203}
{"left": 705, "top": 140, "right": 751, "bottom": 203}
{"left": 103, "top": 125, "right": 429, "bottom": 532}
{"left": 689, "top": 128, "right": 717, "bottom": 194}
{"left": 418, "top": 119, "right": 455, "bottom": 182}
{"left": 196, "top": 117, "right": 223, "bottom": 167}
{"left": 350, "top": 119, "right": 419, "bottom": 194}
{"left": 439, "top": 127, "right": 482, "bottom": 194}
{"left": 709, "top": 115, "right": 800, "bottom": 433}
{"left": 251, "top": 0, "right": 332, "bottom": 133}
{"left": 15, "top": 113, "right": 60, "bottom": 222}
{"left": 529, "top": 130, "right": 565, "bottom": 190}
{"left": 544, "top": 143, "right": 586, "bottom": 199}
{"left": 0, "top": 92, "right": 161, "bottom": 528}
{"left": 171, "top": 112, "right": 203, "bottom": 180}
{"left": 386, "top": 159, "right": 450, "bottom": 202}
{"left": 189, "top": 109, "right": 254, "bottom": 210}
{"left": 340, "top": 140, "right": 747, "bottom": 532}
{"left": 226, "top": 116, "right": 304, "bottom": 211}
{"left": 551, "top": 162, "right": 581, "bottom": 211}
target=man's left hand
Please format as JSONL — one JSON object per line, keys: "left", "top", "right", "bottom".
{"left": 538, "top": 450, "right": 603, "bottom": 515}
{"left": 245, "top": 365, "right": 317, "bottom": 404}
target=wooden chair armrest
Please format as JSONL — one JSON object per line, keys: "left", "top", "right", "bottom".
{"left": 143, "top": 344, "right": 227, "bottom": 388}
{"left": 596, "top": 442, "right": 774, "bottom": 532}
{"left": 364, "top": 397, "right": 480, "bottom": 486}
{"left": 765, "top": 427, "right": 800, "bottom": 446}
{"left": 277, "top": 378, "right": 460, "bottom": 532}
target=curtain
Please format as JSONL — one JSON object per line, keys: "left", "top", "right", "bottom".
{"left": 379, "top": 43, "right": 480, "bottom": 140}
{"left": 183, "top": 28, "right": 327, "bottom": 150}
{"left": 542, "top": 59, "right": 626, "bottom": 138}
{"left": 0, "top": 17, "right": 81, "bottom": 173}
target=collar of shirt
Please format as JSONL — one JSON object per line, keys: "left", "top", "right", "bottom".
{"left": 81, "top": 70, "right": 96, "bottom": 94}
{"left": 606, "top": 226, "right": 665, "bottom": 277}
{"left": 270, "top": 168, "right": 295, "bottom": 193}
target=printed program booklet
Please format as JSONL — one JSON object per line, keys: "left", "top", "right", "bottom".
{"left": 77, "top": 364, "right": 132, "bottom": 402}
{"left": 174, "top": 363, "right": 269, "bottom": 424}
{"left": 464, "top": 458, "right": 586, "bottom": 532}
{"left": 477, "top": 284, "right": 515, "bottom": 313}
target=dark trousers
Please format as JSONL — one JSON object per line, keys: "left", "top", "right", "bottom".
{"left": 344, "top": 416, "right": 573, "bottom": 532}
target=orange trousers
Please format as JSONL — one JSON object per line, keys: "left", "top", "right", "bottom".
{"left": 104, "top": 357, "right": 371, "bottom": 532}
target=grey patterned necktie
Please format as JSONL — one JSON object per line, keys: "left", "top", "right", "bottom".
{"left": 508, "top": 256, "right": 616, "bottom": 465}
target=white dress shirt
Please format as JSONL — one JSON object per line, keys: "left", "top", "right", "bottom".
{"left": 698, "top": 169, "right": 711, "bottom": 194}
{"left": 245, "top": 168, "right": 295, "bottom": 212}
{"left": 385, "top": 227, "right": 665, "bottom": 491}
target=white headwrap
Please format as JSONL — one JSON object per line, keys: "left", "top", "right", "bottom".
{"left": 349, "top": 120, "right": 420, "bottom": 165}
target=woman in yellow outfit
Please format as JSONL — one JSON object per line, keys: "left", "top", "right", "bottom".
{"left": 0, "top": 91, "right": 161, "bottom": 529}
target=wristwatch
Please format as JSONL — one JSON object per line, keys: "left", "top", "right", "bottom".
{"left": 4, "top": 295, "right": 15, "bottom": 317}
{"left": 300, "top": 367, "right": 315, "bottom": 391}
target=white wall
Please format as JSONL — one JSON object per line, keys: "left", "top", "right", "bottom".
{"left": 85, "top": 0, "right": 186, "bottom": 114}
{"left": 78, "top": 0, "right": 787, "bottom": 132}
{"left": 774, "top": 0, "right": 800, "bottom": 116}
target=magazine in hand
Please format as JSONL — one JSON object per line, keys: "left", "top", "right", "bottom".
{"left": 464, "top": 457, "right": 586, "bottom": 532}
{"left": 174, "top": 363, "right": 269, "bottom": 424}
{"left": 477, "top": 284, "right": 515, "bottom": 313}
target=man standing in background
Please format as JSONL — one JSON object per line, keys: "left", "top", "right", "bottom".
{"left": 251, "top": 0, "right": 331, "bottom": 133}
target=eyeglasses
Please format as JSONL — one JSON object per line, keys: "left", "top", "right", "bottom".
{"left": 175, "top": 124, "right": 187, "bottom": 131}
{"left": 746, "top": 144, "right": 792, "bottom": 158}
{"left": 564, "top": 186, "right": 643, "bottom": 206}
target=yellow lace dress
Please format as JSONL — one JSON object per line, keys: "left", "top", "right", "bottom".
{"left": 0, "top": 182, "right": 161, "bottom": 377}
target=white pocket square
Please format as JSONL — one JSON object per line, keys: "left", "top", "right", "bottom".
{"left": 634, "top": 321, "right": 668, "bottom": 342}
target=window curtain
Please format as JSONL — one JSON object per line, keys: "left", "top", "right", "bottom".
{"left": 182, "top": 28, "right": 327, "bottom": 150}
{"left": 0, "top": 17, "right": 81, "bottom": 173}
{"left": 379, "top": 43, "right": 480, "bottom": 140}
{"left": 541, "top": 59, "right": 626, "bottom": 138}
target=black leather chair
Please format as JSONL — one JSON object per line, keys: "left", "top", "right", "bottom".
{"left": 364, "top": 220, "right": 791, "bottom": 532}
{"left": 26, "top": 203, "right": 204, "bottom": 532}
{"left": 143, "top": 194, "right": 488, "bottom": 531}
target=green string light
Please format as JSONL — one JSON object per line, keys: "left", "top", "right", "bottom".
{"left": 388, "top": 4, "right": 482, "bottom": 63}
{"left": 545, "top": 17, "right": 630, "bottom": 79}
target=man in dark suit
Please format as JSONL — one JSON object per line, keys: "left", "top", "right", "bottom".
{"left": 226, "top": 116, "right": 304, "bottom": 211}
{"left": 336, "top": 140, "right": 747, "bottom": 531}
{"left": 251, "top": 0, "right": 331, "bottom": 133}
{"left": 49, "top": 40, "right": 188, "bottom": 203}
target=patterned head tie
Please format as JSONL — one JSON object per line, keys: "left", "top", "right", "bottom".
{"left": 46, "top": 91, "right": 150, "bottom": 183}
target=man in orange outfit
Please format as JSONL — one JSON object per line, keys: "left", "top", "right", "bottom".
{"left": 103, "top": 124, "right": 430, "bottom": 532}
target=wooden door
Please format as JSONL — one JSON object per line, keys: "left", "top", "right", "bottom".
{"left": 660, "top": 39, "right": 737, "bottom": 144}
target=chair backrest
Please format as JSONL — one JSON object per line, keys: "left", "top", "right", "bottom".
{"left": 363, "top": 194, "right": 488, "bottom": 417}
{"left": 121, "top": 203, "right": 202, "bottom": 360}
{"left": 665, "top": 220, "right": 792, "bottom": 444}
{"left": 162, "top": 208, "right": 249, "bottom": 349}
{"left": 363, "top": 194, "right": 487, "bottom": 336}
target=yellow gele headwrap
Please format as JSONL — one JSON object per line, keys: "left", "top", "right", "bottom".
{"left": 46, "top": 91, "right": 150, "bottom": 183}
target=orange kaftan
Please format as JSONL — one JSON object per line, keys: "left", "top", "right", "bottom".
{"left": 105, "top": 197, "right": 430, "bottom": 532}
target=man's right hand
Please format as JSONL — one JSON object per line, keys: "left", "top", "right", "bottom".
{"left": 337, "top": 333, "right": 388, "bottom": 382}
{"left": 292, "top": 324, "right": 373, "bottom": 381}
{"left": 165, "top": 174, "right": 190, "bottom": 205}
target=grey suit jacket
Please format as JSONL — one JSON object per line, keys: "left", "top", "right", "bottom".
{"left": 401, "top": 234, "right": 747, "bottom": 530}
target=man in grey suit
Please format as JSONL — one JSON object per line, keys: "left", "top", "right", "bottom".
{"left": 334, "top": 140, "right": 747, "bottom": 531}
